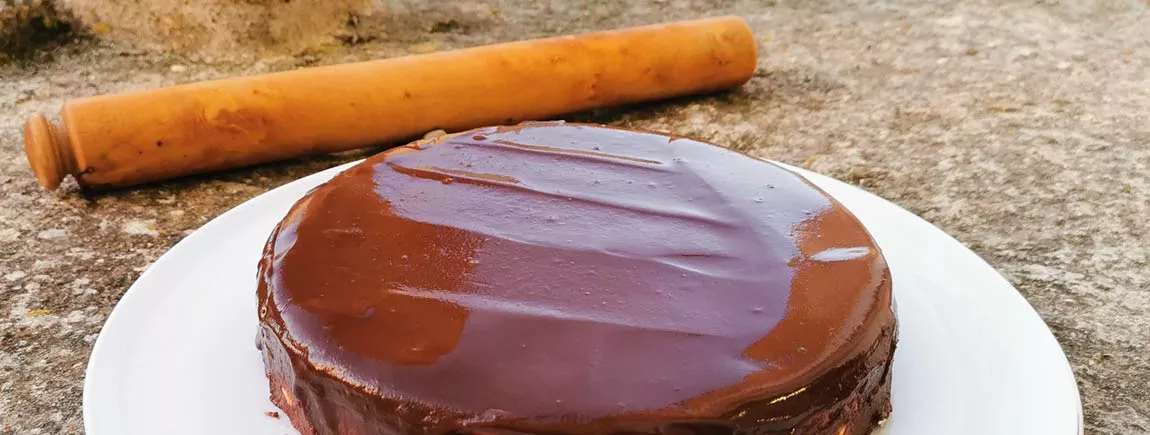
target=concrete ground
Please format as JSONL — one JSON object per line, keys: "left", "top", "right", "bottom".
{"left": 1, "top": 1, "right": 1147, "bottom": 434}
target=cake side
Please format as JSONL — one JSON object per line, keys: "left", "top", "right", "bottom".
{"left": 257, "top": 313, "right": 896, "bottom": 435}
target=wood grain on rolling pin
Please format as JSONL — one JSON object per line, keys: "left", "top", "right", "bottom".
{"left": 24, "top": 16, "right": 757, "bottom": 191}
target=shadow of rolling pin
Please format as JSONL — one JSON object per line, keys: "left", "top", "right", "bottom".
{"left": 23, "top": 16, "right": 757, "bottom": 191}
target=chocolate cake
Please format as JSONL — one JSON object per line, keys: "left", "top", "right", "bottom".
{"left": 256, "top": 122, "right": 897, "bottom": 435}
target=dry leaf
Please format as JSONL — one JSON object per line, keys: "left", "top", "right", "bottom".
{"left": 409, "top": 41, "right": 441, "bottom": 54}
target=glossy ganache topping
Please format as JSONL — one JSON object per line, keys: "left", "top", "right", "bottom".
{"left": 259, "top": 122, "right": 890, "bottom": 430}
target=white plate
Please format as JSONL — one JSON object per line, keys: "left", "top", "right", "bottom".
{"left": 83, "top": 160, "right": 1083, "bottom": 435}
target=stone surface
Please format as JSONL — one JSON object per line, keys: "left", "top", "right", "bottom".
{"left": 0, "top": 1, "right": 1147, "bottom": 434}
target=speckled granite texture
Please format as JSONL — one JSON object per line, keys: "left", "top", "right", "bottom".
{"left": 1, "top": 1, "right": 1147, "bottom": 434}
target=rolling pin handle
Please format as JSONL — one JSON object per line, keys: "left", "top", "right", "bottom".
{"left": 23, "top": 113, "right": 77, "bottom": 190}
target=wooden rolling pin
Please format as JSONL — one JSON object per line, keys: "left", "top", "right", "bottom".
{"left": 24, "top": 16, "right": 757, "bottom": 191}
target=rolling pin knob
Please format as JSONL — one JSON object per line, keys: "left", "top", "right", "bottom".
{"left": 23, "top": 113, "right": 77, "bottom": 190}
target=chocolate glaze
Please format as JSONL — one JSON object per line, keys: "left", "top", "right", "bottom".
{"left": 257, "top": 122, "right": 897, "bottom": 435}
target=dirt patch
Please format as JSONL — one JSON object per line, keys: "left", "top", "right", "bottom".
{"left": 0, "top": 0, "right": 76, "bottom": 61}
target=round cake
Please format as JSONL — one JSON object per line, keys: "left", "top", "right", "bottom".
{"left": 256, "top": 122, "right": 897, "bottom": 435}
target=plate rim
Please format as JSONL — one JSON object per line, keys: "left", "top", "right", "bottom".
{"left": 782, "top": 162, "right": 1084, "bottom": 435}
